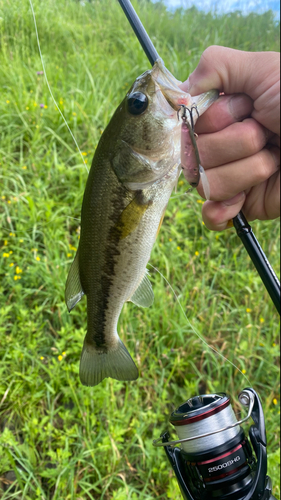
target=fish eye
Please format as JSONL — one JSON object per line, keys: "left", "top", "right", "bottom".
{"left": 127, "top": 92, "right": 148, "bottom": 115}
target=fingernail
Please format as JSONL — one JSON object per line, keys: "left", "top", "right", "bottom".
{"left": 223, "top": 191, "right": 245, "bottom": 207}
{"left": 228, "top": 94, "right": 251, "bottom": 120}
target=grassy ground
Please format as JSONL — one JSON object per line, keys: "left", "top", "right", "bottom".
{"left": 0, "top": 0, "right": 280, "bottom": 498}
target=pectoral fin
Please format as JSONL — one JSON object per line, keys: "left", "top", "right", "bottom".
{"left": 129, "top": 270, "right": 154, "bottom": 308}
{"left": 65, "top": 248, "right": 85, "bottom": 312}
{"left": 116, "top": 192, "right": 152, "bottom": 239}
{"left": 156, "top": 205, "right": 167, "bottom": 238}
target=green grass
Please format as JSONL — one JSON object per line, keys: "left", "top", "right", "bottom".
{"left": 0, "top": 0, "right": 280, "bottom": 498}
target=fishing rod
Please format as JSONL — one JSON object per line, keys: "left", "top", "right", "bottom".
{"left": 117, "top": 2, "right": 278, "bottom": 499}
{"left": 117, "top": 0, "right": 280, "bottom": 315}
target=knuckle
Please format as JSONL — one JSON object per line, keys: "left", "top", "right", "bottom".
{"left": 202, "top": 201, "right": 224, "bottom": 227}
{"left": 254, "top": 150, "right": 274, "bottom": 182}
{"left": 244, "top": 121, "right": 266, "bottom": 155}
{"left": 200, "top": 45, "right": 220, "bottom": 65}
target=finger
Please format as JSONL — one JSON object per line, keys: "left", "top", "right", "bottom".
{"left": 194, "top": 94, "right": 253, "bottom": 134}
{"left": 197, "top": 146, "right": 280, "bottom": 201}
{"left": 202, "top": 193, "right": 246, "bottom": 231}
{"left": 197, "top": 118, "right": 269, "bottom": 168}
{"left": 182, "top": 46, "right": 280, "bottom": 134}
{"left": 182, "top": 46, "right": 279, "bottom": 101}
{"left": 243, "top": 170, "right": 280, "bottom": 220}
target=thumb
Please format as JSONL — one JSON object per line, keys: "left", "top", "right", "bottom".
{"left": 181, "top": 46, "right": 280, "bottom": 134}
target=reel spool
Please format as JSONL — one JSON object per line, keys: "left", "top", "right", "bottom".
{"left": 153, "top": 388, "right": 276, "bottom": 500}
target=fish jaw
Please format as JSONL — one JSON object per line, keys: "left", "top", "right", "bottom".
{"left": 152, "top": 59, "right": 193, "bottom": 110}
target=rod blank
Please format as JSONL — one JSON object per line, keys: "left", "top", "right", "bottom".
{"left": 117, "top": 0, "right": 160, "bottom": 66}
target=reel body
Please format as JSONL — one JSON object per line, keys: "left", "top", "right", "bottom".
{"left": 154, "top": 389, "right": 276, "bottom": 500}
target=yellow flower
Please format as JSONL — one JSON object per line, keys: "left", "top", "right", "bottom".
{"left": 82, "top": 152, "right": 87, "bottom": 156}
{"left": 14, "top": 275, "right": 21, "bottom": 280}
{"left": 197, "top": 199, "right": 204, "bottom": 204}
{"left": 177, "top": 246, "right": 181, "bottom": 250}
{"left": 7, "top": 200, "right": 11, "bottom": 204}
{"left": 19, "top": 239, "right": 23, "bottom": 243}
{"left": 3, "top": 253, "right": 9, "bottom": 258}
{"left": 33, "top": 102, "right": 37, "bottom": 107}
{"left": 202, "top": 221, "right": 205, "bottom": 225}
{"left": 72, "top": 112, "right": 77, "bottom": 116}
{"left": 4, "top": 240, "right": 8, "bottom": 245}
{"left": 36, "top": 256, "right": 40, "bottom": 261}
{"left": 9, "top": 263, "right": 14, "bottom": 267}
{"left": 16, "top": 266, "right": 22, "bottom": 274}
{"left": 242, "top": 369, "right": 246, "bottom": 374}
{"left": 259, "top": 317, "right": 264, "bottom": 323}
{"left": 246, "top": 308, "right": 252, "bottom": 313}
{"left": 195, "top": 251, "right": 199, "bottom": 256}
{"left": 40, "top": 356, "right": 44, "bottom": 360}
{"left": 67, "top": 253, "right": 72, "bottom": 257}
{"left": 273, "top": 398, "right": 278, "bottom": 405}
{"left": 169, "top": 238, "right": 172, "bottom": 242}
{"left": 6, "top": 100, "right": 10, "bottom": 104}
{"left": 44, "top": 105, "right": 48, "bottom": 109}
{"left": 9, "top": 232, "right": 15, "bottom": 237}
{"left": 2, "top": 196, "right": 6, "bottom": 200}
{"left": 58, "top": 355, "right": 63, "bottom": 361}
{"left": 62, "top": 351, "right": 66, "bottom": 356}
{"left": 9, "top": 250, "right": 13, "bottom": 254}
{"left": 272, "top": 342, "right": 276, "bottom": 347}
{"left": 26, "top": 106, "right": 29, "bottom": 110}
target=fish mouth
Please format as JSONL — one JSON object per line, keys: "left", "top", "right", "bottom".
{"left": 152, "top": 58, "right": 192, "bottom": 111}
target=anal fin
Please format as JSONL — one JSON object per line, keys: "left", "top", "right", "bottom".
{"left": 129, "top": 270, "right": 154, "bottom": 308}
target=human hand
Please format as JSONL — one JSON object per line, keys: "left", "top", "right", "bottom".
{"left": 180, "top": 46, "right": 280, "bottom": 230}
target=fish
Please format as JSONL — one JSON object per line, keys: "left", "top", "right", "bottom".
{"left": 65, "top": 59, "right": 218, "bottom": 387}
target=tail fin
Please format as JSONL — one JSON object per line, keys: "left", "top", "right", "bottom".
{"left": 79, "top": 338, "right": 139, "bottom": 387}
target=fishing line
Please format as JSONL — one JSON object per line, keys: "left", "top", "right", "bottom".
{"left": 148, "top": 263, "right": 251, "bottom": 387}
{"left": 28, "top": 0, "right": 89, "bottom": 174}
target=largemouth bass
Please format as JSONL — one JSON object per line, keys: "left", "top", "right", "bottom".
{"left": 65, "top": 59, "right": 217, "bottom": 386}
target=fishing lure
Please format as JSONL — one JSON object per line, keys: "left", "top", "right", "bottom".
{"left": 179, "top": 104, "right": 210, "bottom": 200}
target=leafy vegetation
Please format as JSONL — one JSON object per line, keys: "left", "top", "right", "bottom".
{"left": 0, "top": 0, "right": 280, "bottom": 498}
